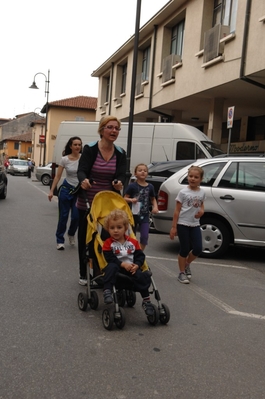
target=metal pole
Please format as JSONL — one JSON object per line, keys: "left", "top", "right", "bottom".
{"left": 125, "top": 0, "right": 141, "bottom": 188}
{"left": 227, "top": 128, "right": 231, "bottom": 155}
{"left": 43, "top": 70, "right": 50, "bottom": 166}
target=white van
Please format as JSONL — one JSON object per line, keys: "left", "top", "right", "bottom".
{"left": 52, "top": 121, "right": 222, "bottom": 172}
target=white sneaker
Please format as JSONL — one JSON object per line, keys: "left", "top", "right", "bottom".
{"left": 68, "top": 235, "right": 75, "bottom": 246}
{"left": 79, "top": 278, "right": 87, "bottom": 286}
{"left": 57, "top": 243, "right": 65, "bottom": 250}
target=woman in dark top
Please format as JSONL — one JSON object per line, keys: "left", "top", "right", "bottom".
{"left": 77, "top": 115, "right": 127, "bottom": 285}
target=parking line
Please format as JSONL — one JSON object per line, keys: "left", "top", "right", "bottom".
{"left": 147, "top": 256, "right": 265, "bottom": 320}
{"left": 146, "top": 255, "right": 248, "bottom": 270}
{"left": 189, "top": 284, "right": 265, "bottom": 320}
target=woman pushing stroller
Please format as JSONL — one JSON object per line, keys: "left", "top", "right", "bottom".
{"left": 76, "top": 116, "right": 126, "bottom": 285}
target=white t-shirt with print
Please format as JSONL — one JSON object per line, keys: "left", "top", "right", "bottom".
{"left": 176, "top": 186, "right": 206, "bottom": 227}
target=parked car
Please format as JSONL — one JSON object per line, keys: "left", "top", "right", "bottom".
{"left": 146, "top": 160, "right": 196, "bottom": 195}
{"left": 9, "top": 159, "right": 28, "bottom": 176}
{"left": 0, "top": 164, "right": 8, "bottom": 199}
{"left": 6, "top": 158, "right": 17, "bottom": 174}
{"left": 35, "top": 163, "right": 52, "bottom": 185}
{"left": 153, "top": 156, "right": 265, "bottom": 258}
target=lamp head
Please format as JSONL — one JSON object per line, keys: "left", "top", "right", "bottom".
{"left": 29, "top": 82, "right": 39, "bottom": 89}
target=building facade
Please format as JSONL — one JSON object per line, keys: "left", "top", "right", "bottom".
{"left": 92, "top": 0, "right": 265, "bottom": 154}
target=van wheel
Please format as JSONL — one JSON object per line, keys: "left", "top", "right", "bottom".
{"left": 41, "top": 174, "right": 51, "bottom": 186}
{"left": 200, "top": 217, "right": 230, "bottom": 259}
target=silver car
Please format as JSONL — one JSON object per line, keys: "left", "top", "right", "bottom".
{"left": 9, "top": 160, "right": 28, "bottom": 176}
{"left": 153, "top": 156, "right": 265, "bottom": 258}
{"left": 35, "top": 163, "right": 52, "bottom": 185}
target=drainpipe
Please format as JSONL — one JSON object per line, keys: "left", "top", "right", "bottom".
{"left": 109, "top": 62, "right": 114, "bottom": 114}
{"left": 240, "top": 0, "right": 265, "bottom": 89}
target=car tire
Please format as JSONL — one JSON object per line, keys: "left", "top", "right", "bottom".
{"left": 149, "top": 210, "right": 156, "bottom": 232}
{"left": 200, "top": 217, "right": 230, "bottom": 259}
{"left": 41, "top": 174, "right": 51, "bottom": 186}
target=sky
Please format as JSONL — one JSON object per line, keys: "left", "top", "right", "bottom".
{"left": 1, "top": 0, "right": 168, "bottom": 119}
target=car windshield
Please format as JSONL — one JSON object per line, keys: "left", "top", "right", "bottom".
{"left": 13, "top": 160, "right": 28, "bottom": 166}
{"left": 201, "top": 141, "right": 224, "bottom": 157}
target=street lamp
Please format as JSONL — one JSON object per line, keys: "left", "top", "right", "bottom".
{"left": 29, "top": 70, "right": 50, "bottom": 165}
{"left": 125, "top": 0, "right": 141, "bottom": 188}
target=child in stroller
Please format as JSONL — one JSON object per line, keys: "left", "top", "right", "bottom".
{"left": 102, "top": 209, "right": 154, "bottom": 316}
{"left": 77, "top": 190, "right": 170, "bottom": 330}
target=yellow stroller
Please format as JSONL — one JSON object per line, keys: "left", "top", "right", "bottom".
{"left": 77, "top": 191, "right": 170, "bottom": 330}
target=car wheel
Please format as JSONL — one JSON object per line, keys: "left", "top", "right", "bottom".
{"left": 200, "top": 217, "right": 230, "bottom": 259}
{"left": 149, "top": 210, "right": 156, "bottom": 232}
{"left": 41, "top": 174, "right": 51, "bottom": 186}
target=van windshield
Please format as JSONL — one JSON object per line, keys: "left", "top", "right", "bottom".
{"left": 201, "top": 141, "right": 224, "bottom": 157}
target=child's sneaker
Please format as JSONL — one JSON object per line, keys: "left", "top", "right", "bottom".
{"left": 79, "top": 278, "right": 87, "bottom": 286}
{"left": 103, "top": 289, "right": 113, "bottom": 304}
{"left": 185, "top": 264, "right": 192, "bottom": 279}
{"left": 142, "top": 300, "right": 154, "bottom": 316}
{"left": 68, "top": 235, "right": 75, "bottom": 246}
{"left": 178, "top": 272, "right": 190, "bottom": 284}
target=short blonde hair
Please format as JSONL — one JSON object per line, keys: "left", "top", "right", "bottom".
{"left": 104, "top": 209, "right": 129, "bottom": 231}
{"left": 98, "top": 116, "right": 121, "bottom": 135}
{"left": 134, "top": 163, "right": 148, "bottom": 174}
{"left": 188, "top": 165, "right": 204, "bottom": 179}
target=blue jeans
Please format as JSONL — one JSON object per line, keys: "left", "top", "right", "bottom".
{"left": 177, "top": 224, "right": 202, "bottom": 258}
{"left": 56, "top": 180, "right": 79, "bottom": 244}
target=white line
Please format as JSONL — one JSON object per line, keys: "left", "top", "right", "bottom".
{"left": 148, "top": 258, "right": 265, "bottom": 320}
{"left": 30, "top": 182, "right": 58, "bottom": 202}
{"left": 146, "top": 255, "right": 248, "bottom": 270}
{"left": 189, "top": 284, "right": 265, "bottom": 320}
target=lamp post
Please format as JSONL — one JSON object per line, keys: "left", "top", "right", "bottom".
{"left": 29, "top": 70, "right": 50, "bottom": 166}
{"left": 125, "top": 0, "right": 141, "bottom": 188}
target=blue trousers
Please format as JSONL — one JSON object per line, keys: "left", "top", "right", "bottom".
{"left": 177, "top": 224, "right": 202, "bottom": 258}
{"left": 56, "top": 180, "right": 79, "bottom": 244}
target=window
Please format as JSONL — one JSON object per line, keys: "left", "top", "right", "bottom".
{"left": 14, "top": 142, "right": 19, "bottom": 150}
{"left": 176, "top": 142, "right": 207, "bottom": 160}
{"left": 213, "top": 0, "right": 238, "bottom": 32}
{"left": 142, "top": 46, "right": 150, "bottom": 81}
{"left": 121, "top": 63, "right": 127, "bottom": 94}
{"left": 171, "top": 20, "right": 185, "bottom": 57}
{"left": 218, "top": 162, "right": 265, "bottom": 191}
{"left": 181, "top": 162, "right": 225, "bottom": 187}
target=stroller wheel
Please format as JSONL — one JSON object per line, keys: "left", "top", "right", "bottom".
{"left": 117, "top": 290, "right": 126, "bottom": 307}
{"left": 114, "top": 307, "right": 126, "bottom": 329}
{"left": 89, "top": 291, "right": 99, "bottom": 310}
{"left": 147, "top": 304, "right": 159, "bottom": 326}
{"left": 102, "top": 308, "right": 114, "bottom": 330}
{"left": 126, "top": 290, "right": 136, "bottom": 307}
{"left": 159, "top": 303, "right": 170, "bottom": 324}
{"left": 78, "top": 292, "right": 88, "bottom": 311}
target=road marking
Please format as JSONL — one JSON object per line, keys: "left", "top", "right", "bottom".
{"left": 31, "top": 182, "right": 58, "bottom": 202}
{"left": 146, "top": 255, "right": 248, "bottom": 270}
{"left": 189, "top": 284, "right": 265, "bottom": 320}
{"left": 147, "top": 256, "right": 265, "bottom": 320}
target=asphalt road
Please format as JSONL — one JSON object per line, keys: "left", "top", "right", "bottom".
{"left": 1, "top": 174, "right": 265, "bottom": 399}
